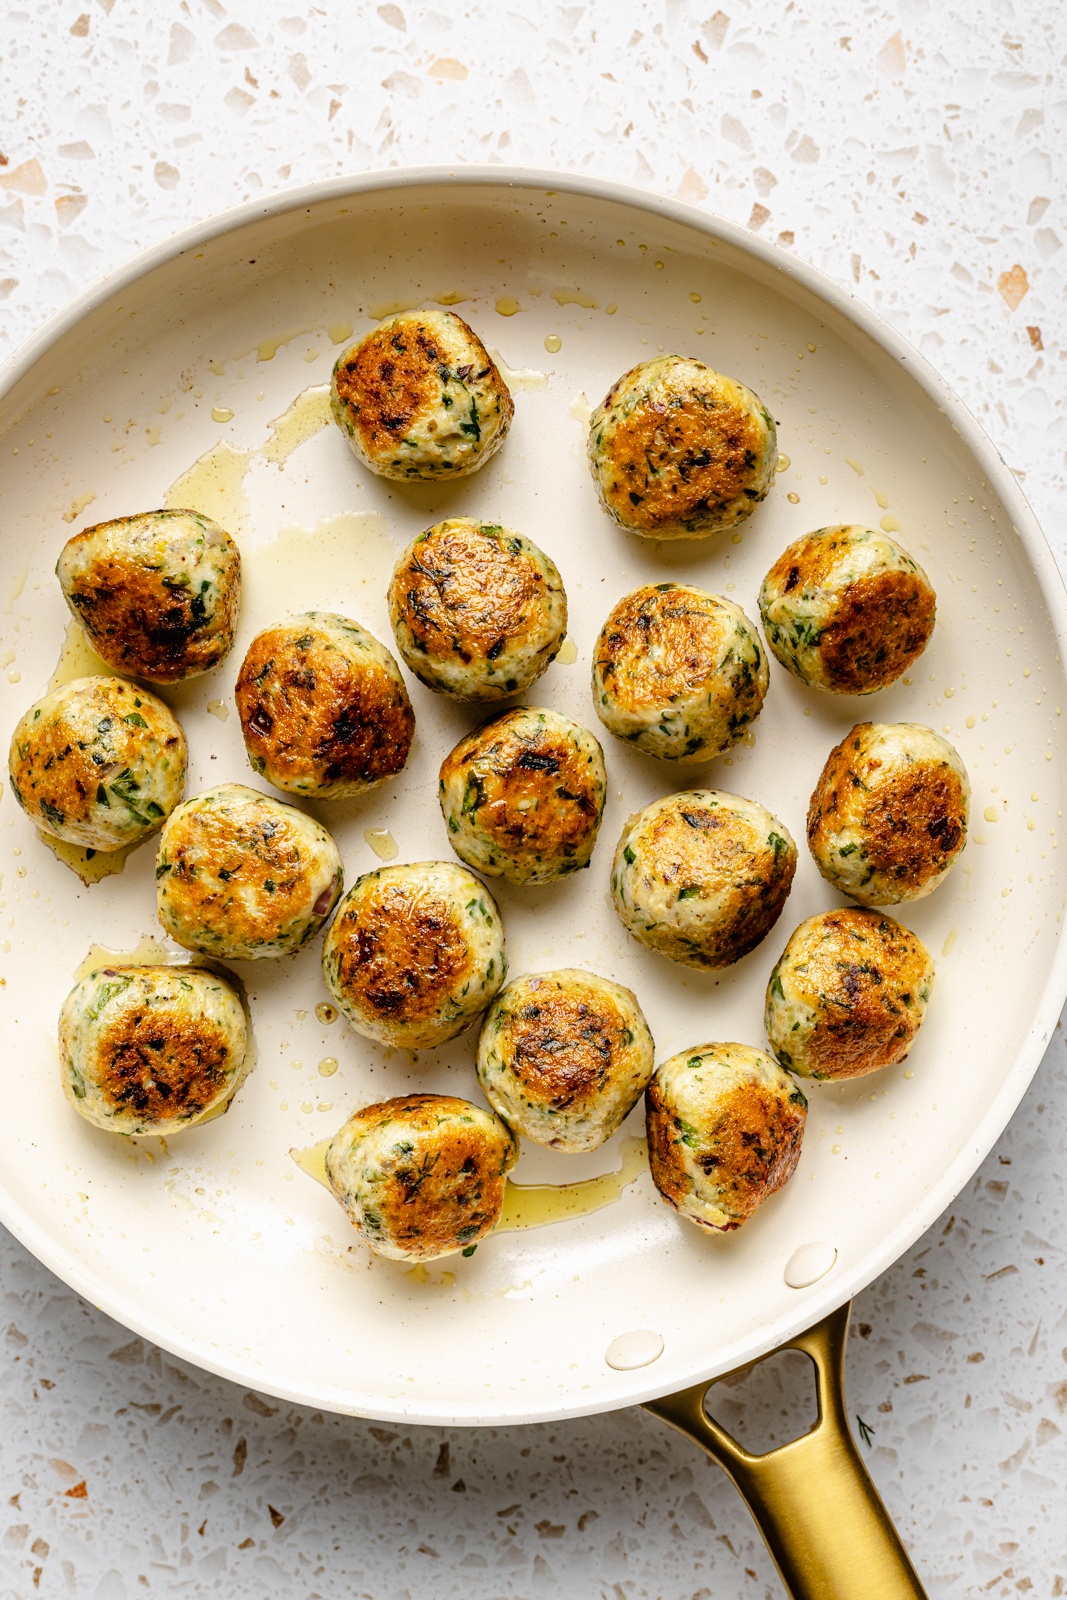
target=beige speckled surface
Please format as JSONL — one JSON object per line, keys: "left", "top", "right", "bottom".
{"left": 1, "top": 3, "right": 1065, "bottom": 1595}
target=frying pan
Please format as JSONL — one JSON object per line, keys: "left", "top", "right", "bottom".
{"left": 1, "top": 170, "right": 1063, "bottom": 1598}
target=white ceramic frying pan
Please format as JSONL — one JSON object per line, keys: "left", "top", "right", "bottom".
{"left": 1, "top": 171, "right": 1064, "bottom": 1598}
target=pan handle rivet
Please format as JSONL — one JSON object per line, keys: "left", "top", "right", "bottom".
{"left": 784, "top": 1241, "right": 838, "bottom": 1288}
{"left": 605, "top": 1329, "right": 664, "bottom": 1370}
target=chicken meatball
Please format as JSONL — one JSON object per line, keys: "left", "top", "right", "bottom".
{"left": 587, "top": 355, "right": 777, "bottom": 540}
{"left": 234, "top": 612, "right": 414, "bottom": 799}
{"left": 321, "top": 860, "right": 506, "bottom": 1049}
{"left": 646, "top": 1042, "right": 807, "bottom": 1231}
{"left": 330, "top": 309, "right": 513, "bottom": 481}
{"left": 765, "top": 908, "right": 934, "bottom": 1081}
{"left": 807, "top": 722, "right": 969, "bottom": 906}
{"left": 324, "top": 1094, "right": 518, "bottom": 1262}
{"left": 388, "top": 519, "right": 567, "bottom": 701}
{"left": 476, "top": 969, "right": 655, "bottom": 1152}
{"left": 56, "top": 509, "right": 241, "bottom": 683}
{"left": 612, "top": 791, "right": 796, "bottom": 970}
{"left": 759, "top": 525, "right": 936, "bottom": 694}
{"left": 439, "top": 708, "right": 607, "bottom": 885}
{"left": 592, "top": 583, "right": 768, "bottom": 761}
{"left": 58, "top": 962, "right": 249, "bottom": 1136}
{"left": 9, "top": 676, "right": 186, "bottom": 851}
{"left": 156, "top": 783, "right": 343, "bottom": 959}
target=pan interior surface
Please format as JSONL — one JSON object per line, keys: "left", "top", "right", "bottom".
{"left": 0, "top": 176, "right": 1063, "bottom": 1423}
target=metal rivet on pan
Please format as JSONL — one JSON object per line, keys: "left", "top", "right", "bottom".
{"left": 605, "top": 1329, "right": 665, "bottom": 1370}
{"left": 784, "top": 1241, "right": 838, "bottom": 1289}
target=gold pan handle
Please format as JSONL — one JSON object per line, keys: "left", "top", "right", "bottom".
{"left": 643, "top": 1302, "right": 928, "bottom": 1600}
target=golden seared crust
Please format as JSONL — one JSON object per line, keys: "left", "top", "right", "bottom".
{"left": 807, "top": 723, "right": 968, "bottom": 902}
{"left": 763, "top": 531, "right": 844, "bottom": 592}
{"left": 9, "top": 676, "right": 187, "bottom": 850}
{"left": 388, "top": 520, "right": 566, "bottom": 699}
{"left": 595, "top": 584, "right": 724, "bottom": 711}
{"left": 335, "top": 317, "right": 459, "bottom": 450}
{"left": 816, "top": 570, "right": 935, "bottom": 693}
{"left": 861, "top": 766, "right": 967, "bottom": 883}
{"left": 645, "top": 807, "right": 793, "bottom": 965}
{"left": 497, "top": 982, "right": 623, "bottom": 1109}
{"left": 234, "top": 614, "right": 414, "bottom": 797}
{"left": 607, "top": 399, "right": 764, "bottom": 534}
{"left": 56, "top": 509, "right": 241, "bottom": 682}
{"left": 646, "top": 1045, "right": 807, "bottom": 1231}
{"left": 87, "top": 981, "right": 233, "bottom": 1122}
{"left": 767, "top": 909, "right": 933, "bottom": 1080}
{"left": 156, "top": 785, "right": 342, "bottom": 958}
{"left": 393, "top": 520, "right": 540, "bottom": 659}
{"left": 325, "top": 1093, "right": 518, "bottom": 1260}
{"left": 327, "top": 879, "right": 474, "bottom": 1026}
{"left": 438, "top": 708, "right": 606, "bottom": 883}
{"left": 589, "top": 357, "right": 776, "bottom": 538}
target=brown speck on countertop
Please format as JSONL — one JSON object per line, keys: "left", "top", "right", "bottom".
{"left": 267, "top": 1504, "right": 284, "bottom": 1529}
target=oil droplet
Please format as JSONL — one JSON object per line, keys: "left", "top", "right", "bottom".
{"left": 364, "top": 827, "right": 398, "bottom": 861}
{"left": 776, "top": 453, "right": 792, "bottom": 473}
{"left": 944, "top": 686, "right": 955, "bottom": 699}
{"left": 544, "top": 334, "right": 563, "bottom": 354}
{"left": 844, "top": 456, "right": 864, "bottom": 475}
{"left": 487, "top": 350, "right": 548, "bottom": 391}
{"left": 73, "top": 935, "right": 174, "bottom": 980}
{"left": 257, "top": 327, "right": 314, "bottom": 362}
{"left": 318, "top": 1057, "right": 339, "bottom": 1078}
{"left": 61, "top": 490, "right": 97, "bottom": 525}
{"left": 879, "top": 514, "right": 901, "bottom": 533}
{"left": 831, "top": 1144, "right": 842, "bottom": 1155}
{"left": 903, "top": 1069, "right": 914, "bottom": 1080}
{"left": 50, "top": 618, "right": 117, "bottom": 688}
{"left": 556, "top": 636, "right": 578, "bottom": 666}
{"left": 984, "top": 806, "right": 999, "bottom": 823}
{"left": 941, "top": 928, "right": 958, "bottom": 956}
{"left": 290, "top": 1135, "right": 331, "bottom": 1187}
{"left": 259, "top": 384, "right": 332, "bottom": 465}
{"left": 818, "top": 474, "right": 828, "bottom": 485}
{"left": 432, "top": 291, "right": 471, "bottom": 307}
{"left": 206, "top": 699, "right": 229, "bottom": 721}
{"left": 165, "top": 440, "right": 251, "bottom": 535}
{"left": 806, "top": 342, "right": 817, "bottom": 353}
{"left": 873, "top": 488, "right": 889, "bottom": 509}
{"left": 243, "top": 512, "right": 397, "bottom": 623}
{"left": 604, "top": 303, "right": 618, "bottom": 315}
{"left": 495, "top": 295, "right": 522, "bottom": 317}
{"left": 301, "top": 1101, "right": 314, "bottom": 1115}
{"left": 568, "top": 393, "right": 593, "bottom": 425}
{"left": 689, "top": 291, "right": 702, "bottom": 304}
{"left": 787, "top": 492, "right": 800, "bottom": 505}
{"left": 368, "top": 297, "right": 421, "bottom": 321}
{"left": 316, "top": 1002, "right": 339, "bottom": 1025}
{"left": 211, "top": 406, "right": 234, "bottom": 424}
{"left": 327, "top": 320, "right": 354, "bottom": 345}
{"left": 551, "top": 287, "right": 599, "bottom": 309}
{"left": 44, "top": 832, "right": 140, "bottom": 887}
{"left": 496, "top": 1134, "right": 647, "bottom": 1233}
{"left": 966, "top": 715, "right": 977, "bottom": 729}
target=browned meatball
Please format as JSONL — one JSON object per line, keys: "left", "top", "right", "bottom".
{"left": 388, "top": 519, "right": 567, "bottom": 700}
{"left": 325, "top": 1094, "right": 518, "bottom": 1261}
{"left": 759, "top": 525, "right": 936, "bottom": 694}
{"left": 235, "top": 612, "right": 414, "bottom": 799}
{"left": 765, "top": 908, "right": 935, "bottom": 1080}
{"left": 56, "top": 509, "right": 241, "bottom": 682}
{"left": 646, "top": 1043, "right": 807, "bottom": 1230}
{"left": 807, "top": 722, "right": 969, "bottom": 905}
{"left": 321, "top": 861, "right": 506, "bottom": 1049}
{"left": 439, "top": 707, "right": 607, "bottom": 884}
{"left": 331, "top": 310, "right": 513, "bottom": 480}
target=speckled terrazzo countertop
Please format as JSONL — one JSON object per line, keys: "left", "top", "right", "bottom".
{"left": 1, "top": 4, "right": 1065, "bottom": 1596}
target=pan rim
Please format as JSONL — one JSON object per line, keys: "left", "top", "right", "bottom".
{"left": 2, "top": 164, "right": 1065, "bottom": 1425}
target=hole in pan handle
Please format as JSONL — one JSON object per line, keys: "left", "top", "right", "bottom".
{"left": 643, "top": 1302, "right": 929, "bottom": 1600}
